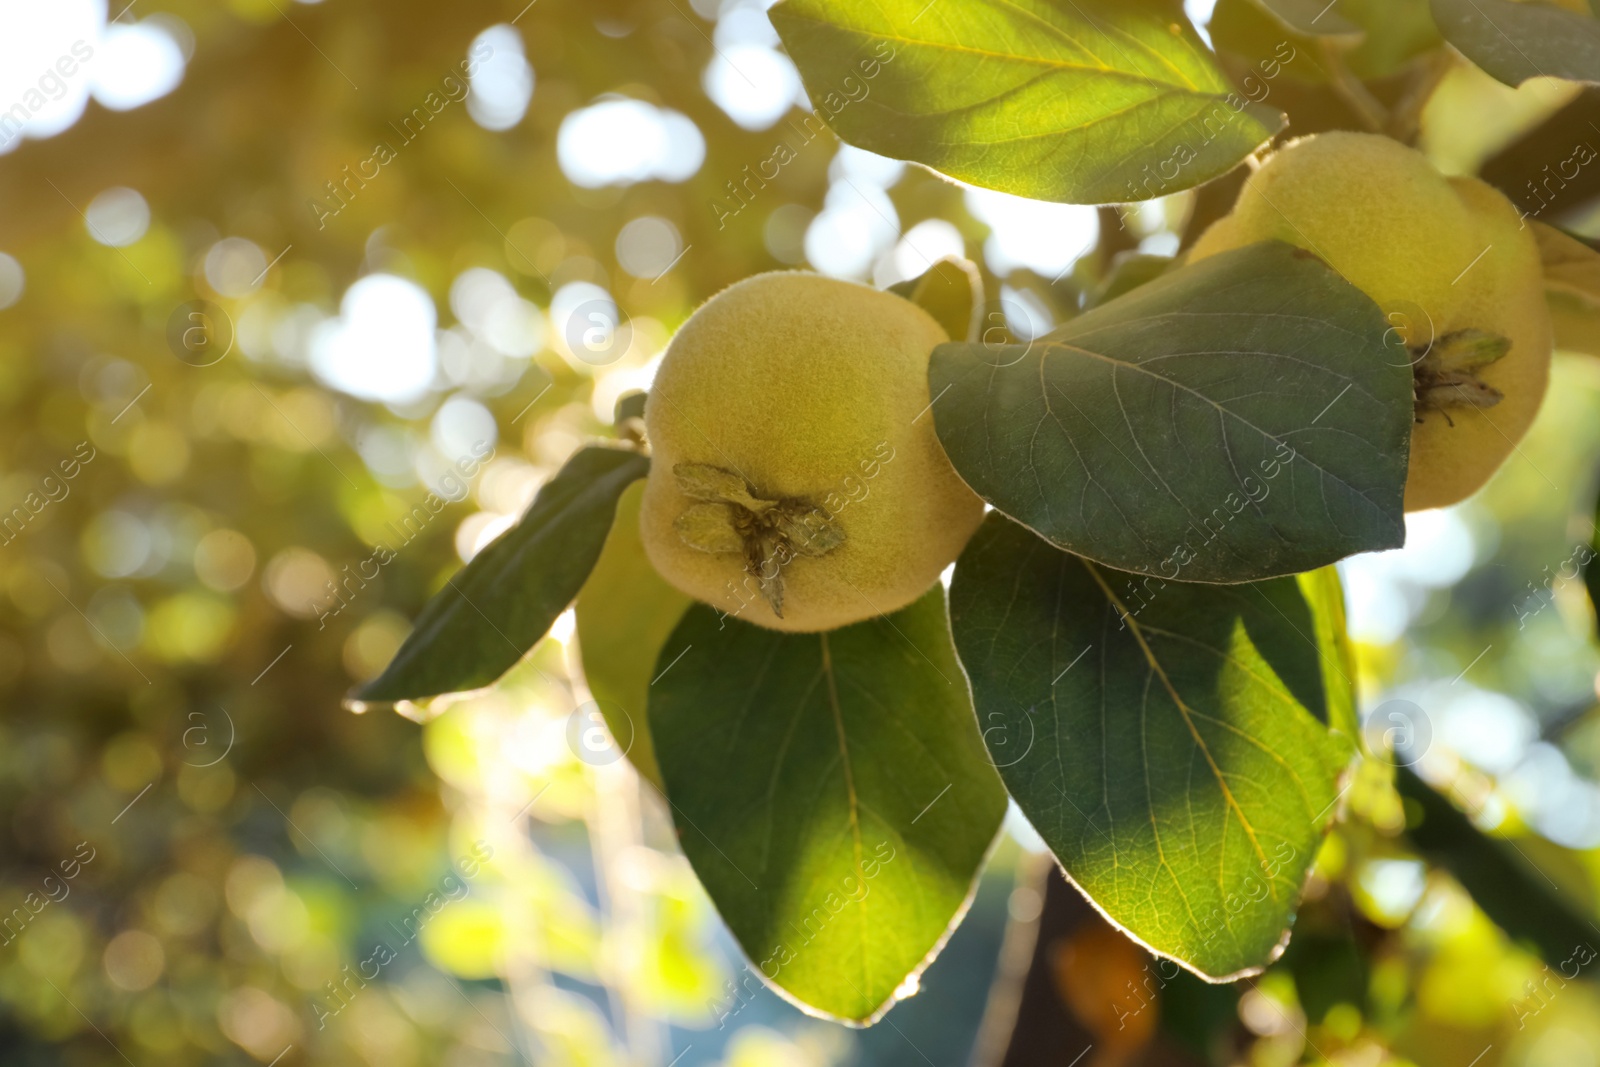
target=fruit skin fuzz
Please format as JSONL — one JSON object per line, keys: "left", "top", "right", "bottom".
{"left": 639, "top": 271, "right": 985, "bottom": 633}
{"left": 1190, "top": 131, "right": 1553, "bottom": 512}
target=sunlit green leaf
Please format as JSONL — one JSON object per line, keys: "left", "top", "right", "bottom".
{"left": 650, "top": 586, "right": 1007, "bottom": 1022}
{"left": 1296, "top": 565, "right": 1359, "bottom": 740}
{"left": 949, "top": 513, "right": 1353, "bottom": 979}
{"left": 352, "top": 446, "right": 649, "bottom": 705}
{"left": 770, "top": 0, "right": 1285, "bottom": 203}
{"left": 928, "top": 241, "right": 1411, "bottom": 584}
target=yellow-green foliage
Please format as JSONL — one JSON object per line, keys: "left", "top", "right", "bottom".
{"left": 575, "top": 481, "right": 690, "bottom": 789}
{"left": 640, "top": 272, "right": 985, "bottom": 632}
{"left": 1191, "top": 131, "right": 1552, "bottom": 511}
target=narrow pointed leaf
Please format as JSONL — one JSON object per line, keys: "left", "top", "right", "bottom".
{"left": 1431, "top": 0, "right": 1600, "bottom": 86}
{"left": 949, "top": 514, "right": 1354, "bottom": 980}
{"left": 650, "top": 586, "right": 1007, "bottom": 1022}
{"left": 769, "top": 0, "right": 1284, "bottom": 204}
{"left": 352, "top": 446, "right": 649, "bottom": 705}
{"left": 1396, "top": 765, "right": 1598, "bottom": 966}
{"left": 929, "top": 241, "right": 1410, "bottom": 584}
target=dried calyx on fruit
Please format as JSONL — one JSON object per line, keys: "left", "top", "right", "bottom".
{"left": 670, "top": 462, "right": 845, "bottom": 619}
{"left": 1410, "top": 328, "right": 1510, "bottom": 426}
{"left": 1190, "top": 131, "right": 1553, "bottom": 512}
{"left": 639, "top": 271, "right": 985, "bottom": 633}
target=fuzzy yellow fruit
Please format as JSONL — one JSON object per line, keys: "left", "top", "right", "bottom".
{"left": 640, "top": 271, "right": 985, "bottom": 633}
{"left": 1190, "top": 132, "right": 1552, "bottom": 512}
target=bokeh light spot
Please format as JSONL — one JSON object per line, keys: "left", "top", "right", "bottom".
{"left": 85, "top": 186, "right": 150, "bottom": 247}
{"left": 557, "top": 97, "right": 704, "bottom": 188}
{"left": 615, "top": 216, "right": 683, "bottom": 279}
{"left": 467, "top": 24, "right": 534, "bottom": 131}
{"left": 310, "top": 274, "right": 439, "bottom": 404}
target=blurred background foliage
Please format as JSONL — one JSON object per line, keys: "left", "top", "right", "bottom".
{"left": 1, "top": 0, "right": 1600, "bottom": 1064}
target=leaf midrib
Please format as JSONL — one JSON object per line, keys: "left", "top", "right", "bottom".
{"left": 777, "top": 10, "right": 1215, "bottom": 97}
{"left": 1082, "top": 561, "right": 1277, "bottom": 894}
{"left": 819, "top": 632, "right": 872, "bottom": 1002}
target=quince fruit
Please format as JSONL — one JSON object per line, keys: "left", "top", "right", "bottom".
{"left": 1190, "top": 131, "right": 1552, "bottom": 511}
{"left": 640, "top": 271, "right": 984, "bottom": 632}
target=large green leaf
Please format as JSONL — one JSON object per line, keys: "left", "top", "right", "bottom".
{"left": 948, "top": 514, "right": 1353, "bottom": 980}
{"left": 928, "top": 241, "right": 1411, "bottom": 584}
{"left": 769, "top": 0, "right": 1284, "bottom": 204}
{"left": 574, "top": 481, "right": 692, "bottom": 789}
{"left": 649, "top": 586, "right": 1007, "bottom": 1022}
{"left": 1431, "top": 0, "right": 1600, "bottom": 86}
{"left": 351, "top": 446, "right": 650, "bottom": 706}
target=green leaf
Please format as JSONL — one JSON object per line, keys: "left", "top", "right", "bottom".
{"left": 1532, "top": 221, "right": 1600, "bottom": 362}
{"left": 1252, "top": 0, "right": 1361, "bottom": 37}
{"left": 1211, "top": 0, "right": 1439, "bottom": 87}
{"left": 614, "top": 390, "right": 648, "bottom": 425}
{"left": 1296, "top": 566, "right": 1358, "bottom": 740}
{"left": 1588, "top": 479, "right": 1600, "bottom": 638}
{"left": 1431, "top": 0, "right": 1600, "bottom": 86}
{"left": 649, "top": 586, "right": 1007, "bottom": 1022}
{"left": 928, "top": 241, "right": 1411, "bottom": 584}
{"left": 1395, "top": 765, "right": 1598, "bottom": 966}
{"left": 889, "top": 256, "right": 983, "bottom": 342}
{"left": 1341, "top": 0, "right": 1442, "bottom": 78}
{"left": 350, "top": 446, "right": 650, "bottom": 706}
{"left": 1280, "top": 927, "right": 1367, "bottom": 1025}
{"left": 1088, "top": 251, "right": 1176, "bottom": 308}
{"left": 1209, "top": 0, "right": 1329, "bottom": 85}
{"left": 575, "top": 481, "right": 693, "bottom": 790}
{"left": 948, "top": 513, "right": 1354, "bottom": 980}
{"left": 769, "top": 0, "right": 1285, "bottom": 204}
{"left": 1532, "top": 218, "right": 1600, "bottom": 303}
